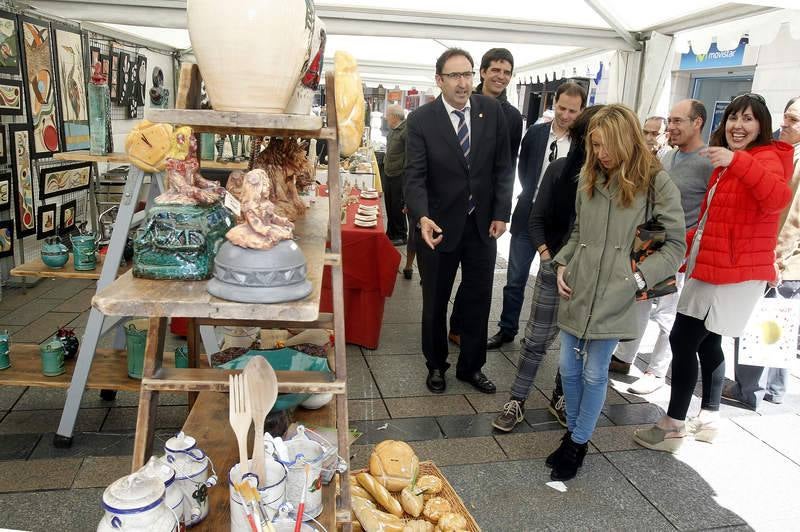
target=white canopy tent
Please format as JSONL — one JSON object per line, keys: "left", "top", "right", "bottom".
{"left": 15, "top": 0, "right": 800, "bottom": 116}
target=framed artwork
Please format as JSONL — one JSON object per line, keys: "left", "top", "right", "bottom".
{"left": 89, "top": 45, "right": 100, "bottom": 68}
{"left": 0, "top": 125, "right": 6, "bottom": 164}
{"left": 36, "top": 202, "right": 56, "bottom": 239}
{"left": 9, "top": 124, "right": 36, "bottom": 237}
{"left": 39, "top": 161, "right": 92, "bottom": 199}
{"left": 109, "top": 50, "right": 119, "bottom": 102}
{"left": 135, "top": 54, "right": 147, "bottom": 106}
{"left": 0, "top": 11, "right": 20, "bottom": 75}
{"left": 99, "top": 53, "right": 110, "bottom": 83}
{"left": 0, "top": 172, "right": 10, "bottom": 210}
{"left": 59, "top": 198, "right": 76, "bottom": 232}
{"left": 0, "top": 78, "right": 24, "bottom": 115}
{"left": 0, "top": 219, "right": 13, "bottom": 258}
{"left": 53, "top": 24, "right": 89, "bottom": 152}
{"left": 127, "top": 96, "right": 138, "bottom": 118}
{"left": 117, "top": 51, "right": 131, "bottom": 104}
{"left": 20, "top": 16, "right": 61, "bottom": 158}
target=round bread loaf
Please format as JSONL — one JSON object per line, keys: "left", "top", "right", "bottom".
{"left": 369, "top": 440, "right": 419, "bottom": 492}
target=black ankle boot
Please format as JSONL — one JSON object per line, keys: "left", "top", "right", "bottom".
{"left": 550, "top": 437, "right": 588, "bottom": 481}
{"left": 545, "top": 431, "right": 572, "bottom": 468}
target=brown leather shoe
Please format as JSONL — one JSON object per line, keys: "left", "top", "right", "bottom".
{"left": 447, "top": 331, "right": 461, "bottom": 346}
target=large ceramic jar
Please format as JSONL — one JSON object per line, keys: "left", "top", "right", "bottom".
{"left": 187, "top": 0, "right": 315, "bottom": 113}
{"left": 97, "top": 473, "right": 177, "bottom": 532}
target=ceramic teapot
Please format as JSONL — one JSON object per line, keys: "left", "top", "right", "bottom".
{"left": 40, "top": 236, "right": 69, "bottom": 269}
{"left": 163, "top": 432, "right": 217, "bottom": 526}
{"left": 97, "top": 472, "right": 178, "bottom": 532}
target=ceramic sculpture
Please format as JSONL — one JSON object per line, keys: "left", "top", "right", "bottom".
{"left": 187, "top": 0, "right": 314, "bottom": 112}
{"left": 285, "top": 15, "right": 326, "bottom": 115}
{"left": 250, "top": 137, "right": 313, "bottom": 221}
{"left": 334, "top": 51, "right": 366, "bottom": 157}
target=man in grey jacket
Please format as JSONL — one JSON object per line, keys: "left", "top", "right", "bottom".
{"left": 609, "top": 99, "right": 713, "bottom": 395}
{"left": 383, "top": 104, "right": 408, "bottom": 245}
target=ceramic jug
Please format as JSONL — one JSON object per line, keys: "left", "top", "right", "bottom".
{"left": 39, "top": 338, "right": 65, "bottom": 377}
{"left": 138, "top": 457, "right": 185, "bottom": 527}
{"left": 0, "top": 330, "right": 10, "bottom": 370}
{"left": 71, "top": 233, "right": 98, "bottom": 271}
{"left": 164, "top": 432, "right": 217, "bottom": 526}
{"left": 97, "top": 472, "right": 178, "bottom": 532}
{"left": 40, "top": 237, "right": 69, "bottom": 268}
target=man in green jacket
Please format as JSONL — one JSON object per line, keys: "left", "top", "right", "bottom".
{"left": 383, "top": 104, "right": 408, "bottom": 245}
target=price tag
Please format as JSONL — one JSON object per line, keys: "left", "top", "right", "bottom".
{"left": 224, "top": 192, "right": 241, "bottom": 217}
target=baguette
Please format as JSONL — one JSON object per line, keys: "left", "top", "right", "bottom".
{"left": 351, "top": 495, "right": 405, "bottom": 532}
{"left": 400, "top": 485, "right": 424, "bottom": 517}
{"left": 357, "top": 472, "right": 404, "bottom": 517}
{"left": 351, "top": 482, "right": 374, "bottom": 502}
{"left": 403, "top": 520, "right": 434, "bottom": 532}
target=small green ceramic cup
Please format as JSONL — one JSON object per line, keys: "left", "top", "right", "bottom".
{"left": 125, "top": 319, "right": 148, "bottom": 379}
{"left": 0, "top": 330, "right": 10, "bottom": 370}
{"left": 40, "top": 338, "right": 65, "bottom": 376}
{"left": 174, "top": 345, "right": 189, "bottom": 368}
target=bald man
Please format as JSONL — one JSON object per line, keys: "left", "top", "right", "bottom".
{"left": 384, "top": 104, "right": 408, "bottom": 245}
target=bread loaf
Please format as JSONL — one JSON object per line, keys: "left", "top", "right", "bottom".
{"left": 403, "top": 520, "right": 434, "bottom": 532}
{"left": 414, "top": 475, "right": 442, "bottom": 495}
{"left": 125, "top": 120, "right": 173, "bottom": 173}
{"left": 356, "top": 472, "right": 404, "bottom": 518}
{"left": 369, "top": 440, "right": 419, "bottom": 492}
{"left": 351, "top": 495, "right": 405, "bottom": 532}
{"left": 334, "top": 51, "right": 365, "bottom": 157}
{"left": 434, "top": 512, "right": 467, "bottom": 531}
{"left": 400, "top": 485, "right": 424, "bottom": 518}
{"left": 351, "top": 482, "right": 374, "bottom": 502}
{"left": 422, "top": 497, "right": 451, "bottom": 523}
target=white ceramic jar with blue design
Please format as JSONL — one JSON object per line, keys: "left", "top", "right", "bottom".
{"left": 164, "top": 432, "right": 217, "bottom": 526}
{"left": 97, "top": 473, "right": 177, "bottom": 532}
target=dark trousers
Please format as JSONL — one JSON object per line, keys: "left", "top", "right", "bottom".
{"left": 418, "top": 215, "right": 496, "bottom": 374}
{"left": 384, "top": 175, "right": 407, "bottom": 241}
{"left": 667, "top": 313, "right": 726, "bottom": 420}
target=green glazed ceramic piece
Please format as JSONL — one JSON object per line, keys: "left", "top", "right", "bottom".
{"left": 125, "top": 319, "right": 148, "bottom": 379}
{"left": 174, "top": 345, "right": 189, "bottom": 368}
{"left": 133, "top": 202, "right": 234, "bottom": 280}
{"left": 71, "top": 234, "right": 98, "bottom": 271}
{"left": 40, "top": 338, "right": 66, "bottom": 376}
{"left": 0, "top": 329, "right": 9, "bottom": 370}
{"left": 217, "top": 348, "right": 331, "bottom": 411}
{"left": 41, "top": 237, "right": 70, "bottom": 269}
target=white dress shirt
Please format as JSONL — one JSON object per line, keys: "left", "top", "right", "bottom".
{"left": 441, "top": 97, "right": 471, "bottom": 145}
{"left": 533, "top": 124, "right": 571, "bottom": 201}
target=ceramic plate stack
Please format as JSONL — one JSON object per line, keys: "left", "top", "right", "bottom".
{"left": 354, "top": 204, "right": 378, "bottom": 228}
{"left": 360, "top": 188, "right": 379, "bottom": 200}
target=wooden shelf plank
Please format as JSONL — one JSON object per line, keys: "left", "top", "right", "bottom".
{"left": 143, "top": 368, "right": 345, "bottom": 394}
{"left": 0, "top": 343, "right": 176, "bottom": 391}
{"left": 93, "top": 201, "right": 328, "bottom": 321}
{"left": 10, "top": 254, "right": 127, "bottom": 280}
{"left": 182, "top": 392, "right": 341, "bottom": 532}
{"left": 192, "top": 313, "right": 335, "bottom": 330}
{"left": 146, "top": 109, "right": 334, "bottom": 139}
{"left": 54, "top": 151, "right": 130, "bottom": 163}
{"left": 200, "top": 160, "right": 248, "bottom": 171}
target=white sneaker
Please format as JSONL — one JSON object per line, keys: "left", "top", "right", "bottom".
{"left": 628, "top": 373, "right": 664, "bottom": 395}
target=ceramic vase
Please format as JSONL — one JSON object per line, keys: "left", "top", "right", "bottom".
{"left": 40, "top": 338, "right": 65, "bottom": 377}
{"left": 88, "top": 82, "right": 110, "bottom": 155}
{"left": 187, "top": 0, "right": 315, "bottom": 112}
{"left": 285, "top": 15, "right": 326, "bottom": 115}
{"left": 0, "top": 330, "right": 10, "bottom": 370}
{"left": 70, "top": 233, "right": 97, "bottom": 271}
{"left": 40, "top": 237, "right": 69, "bottom": 269}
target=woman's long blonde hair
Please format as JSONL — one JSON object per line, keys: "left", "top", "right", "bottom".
{"left": 581, "top": 104, "right": 661, "bottom": 207}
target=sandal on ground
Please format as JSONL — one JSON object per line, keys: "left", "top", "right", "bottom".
{"left": 686, "top": 417, "right": 719, "bottom": 443}
{"left": 633, "top": 425, "right": 687, "bottom": 453}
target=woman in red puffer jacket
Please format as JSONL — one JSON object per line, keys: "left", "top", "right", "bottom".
{"left": 635, "top": 93, "right": 793, "bottom": 453}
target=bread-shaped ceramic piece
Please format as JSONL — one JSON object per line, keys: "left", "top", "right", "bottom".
{"left": 400, "top": 485, "right": 424, "bottom": 518}
{"left": 435, "top": 512, "right": 467, "bottom": 531}
{"left": 351, "top": 495, "right": 405, "bottom": 532}
{"left": 356, "top": 472, "right": 404, "bottom": 517}
{"left": 422, "top": 497, "right": 451, "bottom": 523}
{"left": 125, "top": 120, "right": 173, "bottom": 173}
{"left": 334, "top": 51, "right": 365, "bottom": 157}
{"left": 403, "top": 520, "right": 434, "bottom": 532}
{"left": 369, "top": 440, "right": 419, "bottom": 492}
{"left": 414, "top": 475, "right": 443, "bottom": 495}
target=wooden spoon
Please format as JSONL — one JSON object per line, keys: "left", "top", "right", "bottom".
{"left": 243, "top": 356, "right": 278, "bottom": 488}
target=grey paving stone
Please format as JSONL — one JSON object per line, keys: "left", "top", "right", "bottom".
{"left": 408, "top": 436, "right": 506, "bottom": 466}
{"left": 347, "top": 399, "right": 389, "bottom": 421}
{"left": 733, "top": 413, "right": 800, "bottom": 465}
{"left": 349, "top": 443, "right": 371, "bottom": 470}
{"left": 52, "top": 288, "right": 96, "bottom": 313}
{"left": 0, "top": 458, "right": 82, "bottom": 492}
{"left": 386, "top": 279, "right": 425, "bottom": 301}
{"left": 0, "top": 298, "right": 59, "bottom": 326}
{"left": 384, "top": 395, "right": 474, "bottom": 418}
{"left": 347, "top": 354, "right": 380, "bottom": 400}
{"left": 101, "top": 405, "right": 187, "bottom": 432}
{"left": 361, "top": 322, "right": 431, "bottom": 355}
{"left": 523, "top": 408, "right": 570, "bottom": 432}
{"left": 72, "top": 455, "right": 132, "bottom": 488}
{"left": 381, "top": 298, "right": 424, "bottom": 324}
{"left": 589, "top": 424, "right": 652, "bottom": 452}
{"left": 351, "top": 417, "right": 442, "bottom": 445}
{"left": 602, "top": 402, "right": 666, "bottom": 425}
{"left": 367, "top": 352, "right": 517, "bottom": 398}
{"left": 605, "top": 387, "right": 632, "bottom": 405}
{"left": 0, "top": 385, "right": 26, "bottom": 410}
{"left": 11, "top": 311, "right": 80, "bottom": 343}
{"left": 440, "top": 456, "right": 674, "bottom": 531}
{"left": 0, "top": 281, "right": 62, "bottom": 310}
{"left": 0, "top": 487, "right": 105, "bottom": 530}
{"left": 495, "top": 429, "right": 598, "bottom": 460}
{"left": 0, "top": 433, "right": 40, "bottom": 460}
{"left": 30, "top": 431, "right": 136, "bottom": 459}
{"left": 14, "top": 387, "right": 138, "bottom": 410}
{"left": 41, "top": 279, "right": 96, "bottom": 300}
{"left": 0, "top": 408, "right": 107, "bottom": 434}
{"left": 438, "top": 412, "right": 534, "bottom": 438}
{"left": 465, "top": 389, "right": 549, "bottom": 413}
{"left": 67, "top": 309, "right": 91, "bottom": 329}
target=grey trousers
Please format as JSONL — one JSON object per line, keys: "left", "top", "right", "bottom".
{"left": 731, "top": 281, "right": 800, "bottom": 406}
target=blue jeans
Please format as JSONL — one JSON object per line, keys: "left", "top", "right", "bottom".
{"left": 497, "top": 230, "right": 536, "bottom": 336}
{"left": 559, "top": 332, "right": 619, "bottom": 444}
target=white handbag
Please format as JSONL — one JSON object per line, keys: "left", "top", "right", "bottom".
{"left": 738, "top": 287, "right": 800, "bottom": 369}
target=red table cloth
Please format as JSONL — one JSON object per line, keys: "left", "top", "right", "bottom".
{"left": 319, "top": 187, "right": 401, "bottom": 349}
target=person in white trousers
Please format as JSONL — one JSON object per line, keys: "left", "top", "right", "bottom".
{"left": 609, "top": 100, "right": 714, "bottom": 394}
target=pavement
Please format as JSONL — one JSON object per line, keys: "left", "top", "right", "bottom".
{"left": 1, "top": 244, "right": 799, "bottom": 531}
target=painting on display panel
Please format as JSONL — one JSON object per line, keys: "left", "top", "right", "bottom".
{"left": 109, "top": 50, "right": 119, "bottom": 102}
{"left": 0, "top": 78, "right": 24, "bottom": 116}
{"left": 36, "top": 202, "right": 56, "bottom": 239}
{"left": 39, "top": 161, "right": 91, "bottom": 200}
{"left": 0, "top": 11, "right": 21, "bottom": 75}
{"left": 0, "top": 172, "right": 11, "bottom": 211}
{"left": 53, "top": 24, "right": 89, "bottom": 151}
{"left": 20, "top": 16, "right": 61, "bottom": 158}
{"left": 0, "top": 125, "right": 6, "bottom": 164}
{"left": 0, "top": 219, "right": 13, "bottom": 258}
{"left": 59, "top": 198, "right": 76, "bottom": 232}
{"left": 9, "top": 124, "right": 36, "bottom": 237}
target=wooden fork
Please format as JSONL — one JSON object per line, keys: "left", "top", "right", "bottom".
{"left": 228, "top": 373, "right": 252, "bottom": 475}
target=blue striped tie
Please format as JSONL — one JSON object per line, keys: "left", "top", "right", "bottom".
{"left": 452, "top": 108, "right": 475, "bottom": 214}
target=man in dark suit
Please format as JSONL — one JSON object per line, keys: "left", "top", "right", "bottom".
{"left": 448, "top": 47, "right": 523, "bottom": 346}
{"left": 486, "top": 81, "right": 586, "bottom": 349}
{"left": 405, "top": 48, "right": 512, "bottom": 394}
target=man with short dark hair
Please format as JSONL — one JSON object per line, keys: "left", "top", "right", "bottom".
{"left": 405, "top": 48, "right": 513, "bottom": 394}
{"left": 486, "top": 81, "right": 586, "bottom": 350}
{"left": 448, "top": 47, "right": 523, "bottom": 346}
{"left": 383, "top": 104, "right": 408, "bottom": 245}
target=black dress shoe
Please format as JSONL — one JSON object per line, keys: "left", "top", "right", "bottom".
{"left": 487, "top": 330, "right": 515, "bottom": 349}
{"left": 456, "top": 371, "right": 496, "bottom": 394}
{"left": 426, "top": 369, "right": 446, "bottom": 394}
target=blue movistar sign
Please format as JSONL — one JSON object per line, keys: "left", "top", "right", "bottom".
{"left": 680, "top": 38, "right": 748, "bottom": 70}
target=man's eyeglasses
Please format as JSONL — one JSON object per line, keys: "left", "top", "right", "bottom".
{"left": 548, "top": 140, "right": 558, "bottom": 163}
{"left": 734, "top": 93, "right": 766, "bottom": 105}
{"left": 440, "top": 71, "right": 475, "bottom": 81}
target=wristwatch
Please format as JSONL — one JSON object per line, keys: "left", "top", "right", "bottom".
{"left": 633, "top": 271, "right": 646, "bottom": 290}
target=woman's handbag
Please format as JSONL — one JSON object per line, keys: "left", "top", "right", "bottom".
{"left": 630, "top": 179, "right": 678, "bottom": 301}
{"left": 738, "top": 287, "right": 800, "bottom": 368}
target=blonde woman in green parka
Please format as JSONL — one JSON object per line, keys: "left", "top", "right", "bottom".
{"left": 547, "top": 104, "right": 686, "bottom": 481}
